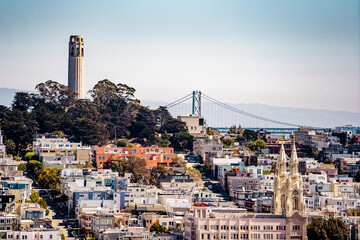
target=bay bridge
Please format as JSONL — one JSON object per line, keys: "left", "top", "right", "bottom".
{"left": 165, "top": 91, "right": 329, "bottom": 133}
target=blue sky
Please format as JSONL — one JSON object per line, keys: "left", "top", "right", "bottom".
{"left": 0, "top": 0, "right": 359, "bottom": 112}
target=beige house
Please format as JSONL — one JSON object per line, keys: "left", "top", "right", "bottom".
{"left": 177, "top": 115, "right": 206, "bottom": 136}
{"left": 33, "top": 134, "right": 91, "bottom": 161}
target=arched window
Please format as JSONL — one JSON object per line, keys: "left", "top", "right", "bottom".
{"left": 71, "top": 47, "right": 74, "bottom": 57}
{"left": 281, "top": 195, "right": 286, "bottom": 211}
{"left": 293, "top": 197, "right": 299, "bottom": 211}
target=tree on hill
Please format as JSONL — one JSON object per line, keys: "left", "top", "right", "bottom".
{"left": 114, "top": 138, "right": 131, "bottom": 147}
{"left": 207, "top": 127, "right": 220, "bottom": 136}
{"left": 150, "top": 166, "right": 169, "bottom": 185}
{"left": 28, "top": 160, "right": 43, "bottom": 175}
{"left": 18, "top": 163, "right": 27, "bottom": 172}
{"left": 130, "top": 106, "right": 157, "bottom": 146}
{"left": 111, "top": 158, "right": 131, "bottom": 176}
{"left": 171, "top": 157, "right": 187, "bottom": 168}
{"left": 221, "top": 137, "right": 234, "bottom": 147}
{"left": 185, "top": 167, "right": 202, "bottom": 184}
{"left": 154, "top": 106, "right": 172, "bottom": 132}
{"left": 204, "top": 164, "right": 211, "bottom": 172}
{"left": 83, "top": 162, "right": 93, "bottom": 169}
{"left": 325, "top": 158, "right": 333, "bottom": 164}
{"left": 228, "top": 124, "right": 244, "bottom": 135}
{"left": 0, "top": 79, "right": 193, "bottom": 154}
{"left": 129, "top": 157, "right": 151, "bottom": 184}
{"left": 150, "top": 222, "right": 167, "bottom": 233}
{"left": 243, "top": 129, "right": 258, "bottom": 141}
{"left": 270, "top": 162, "right": 277, "bottom": 173}
{"left": 307, "top": 217, "right": 349, "bottom": 240}
{"left": 247, "top": 138, "right": 267, "bottom": 152}
{"left": 25, "top": 152, "right": 38, "bottom": 161}
{"left": 171, "top": 132, "right": 194, "bottom": 152}
{"left": 37, "top": 168, "right": 61, "bottom": 190}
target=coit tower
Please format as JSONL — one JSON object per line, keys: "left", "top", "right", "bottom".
{"left": 68, "top": 35, "right": 84, "bottom": 99}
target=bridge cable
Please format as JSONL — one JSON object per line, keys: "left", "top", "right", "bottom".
{"left": 201, "top": 94, "right": 301, "bottom": 127}
{"left": 165, "top": 93, "right": 192, "bottom": 108}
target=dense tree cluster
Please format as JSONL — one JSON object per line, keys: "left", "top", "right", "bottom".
{"left": 247, "top": 138, "right": 267, "bottom": 152}
{"left": 37, "top": 168, "right": 61, "bottom": 190}
{"left": 307, "top": 217, "right": 349, "bottom": 240}
{"left": 0, "top": 80, "right": 191, "bottom": 156}
{"left": 150, "top": 222, "right": 167, "bottom": 233}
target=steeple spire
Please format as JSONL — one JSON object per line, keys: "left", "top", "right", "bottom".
{"left": 278, "top": 136, "right": 287, "bottom": 174}
{"left": 289, "top": 133, "right": 298, "bottom": 174}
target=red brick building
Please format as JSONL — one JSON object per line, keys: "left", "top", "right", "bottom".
{"left": 94, "top": 146, "right": 177, "bottom": 169}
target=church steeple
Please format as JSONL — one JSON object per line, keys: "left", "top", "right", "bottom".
{"left": 278, "top": 136, "right": 287, "bottom": 174}
{"left": 272, "top": 134, "right": 306, "bottom": 216}
{"left": 289, "top": 134, "right": 298, "bottom": 174}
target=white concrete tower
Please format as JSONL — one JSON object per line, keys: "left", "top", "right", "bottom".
{"left": 0, "top": 128, "right": 6, "bottom": 158}
{"left": 68, "top": 35, "right": 84, "bottom": 99}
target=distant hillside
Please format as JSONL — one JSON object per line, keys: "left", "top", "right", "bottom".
{"left": 0, "top": 88, "right": 23, "bottom": 107}
{"left": 0, "top": 88, "right": 358, "bottom": 128}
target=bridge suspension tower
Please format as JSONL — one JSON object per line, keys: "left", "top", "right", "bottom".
{"left": 192, "top": 90, "right": 202, "bottom": 116}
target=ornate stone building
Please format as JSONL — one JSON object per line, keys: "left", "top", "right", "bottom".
{"left": 272, "top": 137, "right": 306, "bottom": 216}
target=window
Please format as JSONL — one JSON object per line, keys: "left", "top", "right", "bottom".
{"left": 50, "top": 235, "right": 53, "bottom": 239}
{"left": 293, "top": 225, "right": 300, "bottom": 231}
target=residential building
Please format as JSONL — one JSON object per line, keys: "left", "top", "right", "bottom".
{"left": 33, "top": 134, "right": 91, "bottom": 161}
{"left": 94, "top": 146, "right": 177, "bottom": 169}
{"left": 177, "top": 115, "right": 206, "bottom": 136}
{"left": 91, "top": 214, "right": 115, "bottom": 239}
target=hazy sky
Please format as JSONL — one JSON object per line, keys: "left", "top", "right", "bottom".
{"left": 0, "top": 0, "right": 359, "bottom": 112}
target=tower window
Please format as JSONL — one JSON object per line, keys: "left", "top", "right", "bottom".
{"left": 82, "top": 48, "right": 84, "bottom": 57}
{"left": 71, "top": 47, "right": 74, "bottom": 57}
